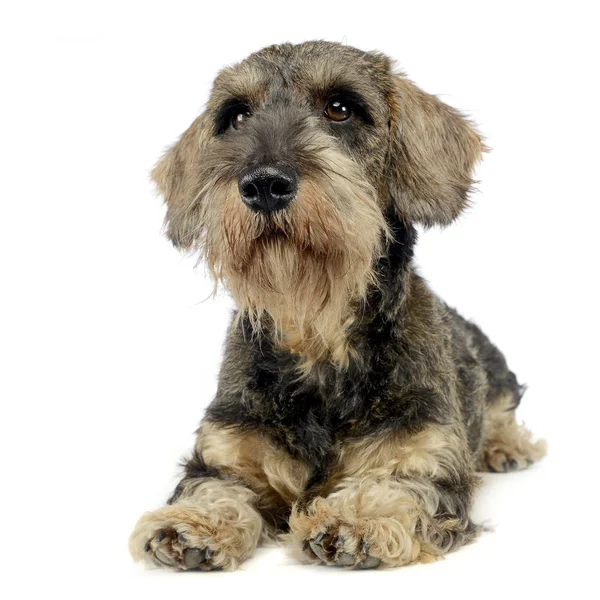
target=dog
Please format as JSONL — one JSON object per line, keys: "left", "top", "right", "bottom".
{"left": 129, "top": 41, "right": 546, "bottom": 571}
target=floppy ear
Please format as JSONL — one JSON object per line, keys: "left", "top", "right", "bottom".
{"left": 387, "top": 74, "right": 485, "bottom": 227}
{"left": 151, "top": 114, "right": 210, "bottom": 249}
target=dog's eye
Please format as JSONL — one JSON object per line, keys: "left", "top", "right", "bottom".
{"left": 215, "top": 100, "right": 253, "bottom": 135}
{"left": 231, "top": 107, "right": 251, "bottom": 130}
{"left": 324, "top": 99, "right": 353, "bottom": 122}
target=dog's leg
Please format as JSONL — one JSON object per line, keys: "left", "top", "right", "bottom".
{"left": 129, "top": 477, "right": 263, "bottom": 571}
{"left": 448, "top": 308, "right": 547, "bottom": 473}
{"left": 479, "top": 392, "right": 547, "bottom": 472}
{"left": 129, "top": 444, "right": 264, "bottom": 571}
{"left": 288, "top": 423, "right": 480, "bottom": 569}
{"left": 288, "top": 475, "right": 478, "bottom": 569}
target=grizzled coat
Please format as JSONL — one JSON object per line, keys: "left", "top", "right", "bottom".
{"left": 129, "top": 42, "right": 545, "bottom": 572}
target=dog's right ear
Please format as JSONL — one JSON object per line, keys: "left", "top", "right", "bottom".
{"left": 151, "top": 114, "right": 210, "bottom": 250}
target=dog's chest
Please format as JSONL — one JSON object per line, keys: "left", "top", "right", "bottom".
{"left": 239, "top": 346, "right": 405, "bottom": 471}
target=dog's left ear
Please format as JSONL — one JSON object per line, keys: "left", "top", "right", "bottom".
{"left": 386, "top": 73, "right": 486, "bottom": 227}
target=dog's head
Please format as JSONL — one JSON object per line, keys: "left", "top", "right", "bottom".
{"left": 152, "top": 41, "right": 483, "bottom": 363}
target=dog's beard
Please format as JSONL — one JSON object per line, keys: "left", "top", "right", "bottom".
{"left": 190, "top": 146, "right": 388, "bottom": 369}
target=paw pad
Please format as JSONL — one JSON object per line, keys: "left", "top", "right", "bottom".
{"left": 303, "top": 529, "right": 381, "bottom": 569}
{"left": 145, "top": 529, "right": 217, "bottom": 571}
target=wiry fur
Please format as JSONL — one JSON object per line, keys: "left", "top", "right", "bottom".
{"left": 129, "top": 479, "right": 263, "bottom": 571}
{"left": 200, "top": 146, "right": 388, "bottom": 368}
{"left": 130, "top": 41, "right": 545, "bottom": 572}
{"left": 287, "top": 475, "right": 478, "bottom": 568}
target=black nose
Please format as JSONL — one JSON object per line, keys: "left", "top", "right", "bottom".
{"left": 238, "top": 164, "right": 298, "bottom": 213}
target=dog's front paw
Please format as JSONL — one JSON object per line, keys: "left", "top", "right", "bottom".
{"left": 129, "top": 505, "right": 244, "bottom": 571}
{"left": 129, "top": 482, "right": 263, "bottom": 571}
{"left": 287, "top": 497, "right": 436, "bottom": 569}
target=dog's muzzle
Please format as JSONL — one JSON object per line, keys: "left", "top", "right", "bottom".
{"left": 238, "top": 164, "right": 298, "bottom": 213}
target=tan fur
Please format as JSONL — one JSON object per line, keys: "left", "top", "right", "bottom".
{"left": 198, "top": 422, "right": 474, "bottom": 505}
{"left": 153, "top": 118, "right": 389, "bottom": 370}
{"left": 282, "top": 425, "right": 480, "bottom": 567}
{"left": 332, "top": 424, "right": 473, "bottom": 483}
{"left": 201, "top": 145, "right": 388, "bottom": 370}
{"left": 287, "top": 476, "right": 471, "bottom": 568}
{"left": 152, "top": 114, "right": 212, "bottom": 246}
{"left": 197, "top": 422, "right": 309, "bottom": 515}
{"left": 388, "top": 72, "right": 486, "bottom": 227}
{"left": 129, "top": 479, "right": 263, "bottom": 571}
{"left": 479, "top": 393, "right": 547, "bottom": 472}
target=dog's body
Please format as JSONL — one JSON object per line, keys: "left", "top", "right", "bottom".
{"left": 129, "top": 41, "right": 546, "bottom": 570}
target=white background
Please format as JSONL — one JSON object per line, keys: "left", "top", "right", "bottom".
{"left": 1, "top": 1, "right": 599, "bottom": 598}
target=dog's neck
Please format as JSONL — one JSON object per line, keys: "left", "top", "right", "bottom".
{"left": 244, "top": 213, "right": 417, "bottom": 372}
{"left": 363, "top": 213, "right": 417, "bottom": 319}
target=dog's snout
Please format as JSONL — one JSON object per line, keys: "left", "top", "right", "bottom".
{"left": 238, "top": 164, "right": 298, "bottom": 213}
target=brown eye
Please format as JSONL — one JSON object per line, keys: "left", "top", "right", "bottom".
{"left": 231, "top": 108, "right": 251, "bottom": 129}
{"left": 325, "top": 99, "right": 352, "bottom": 122}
